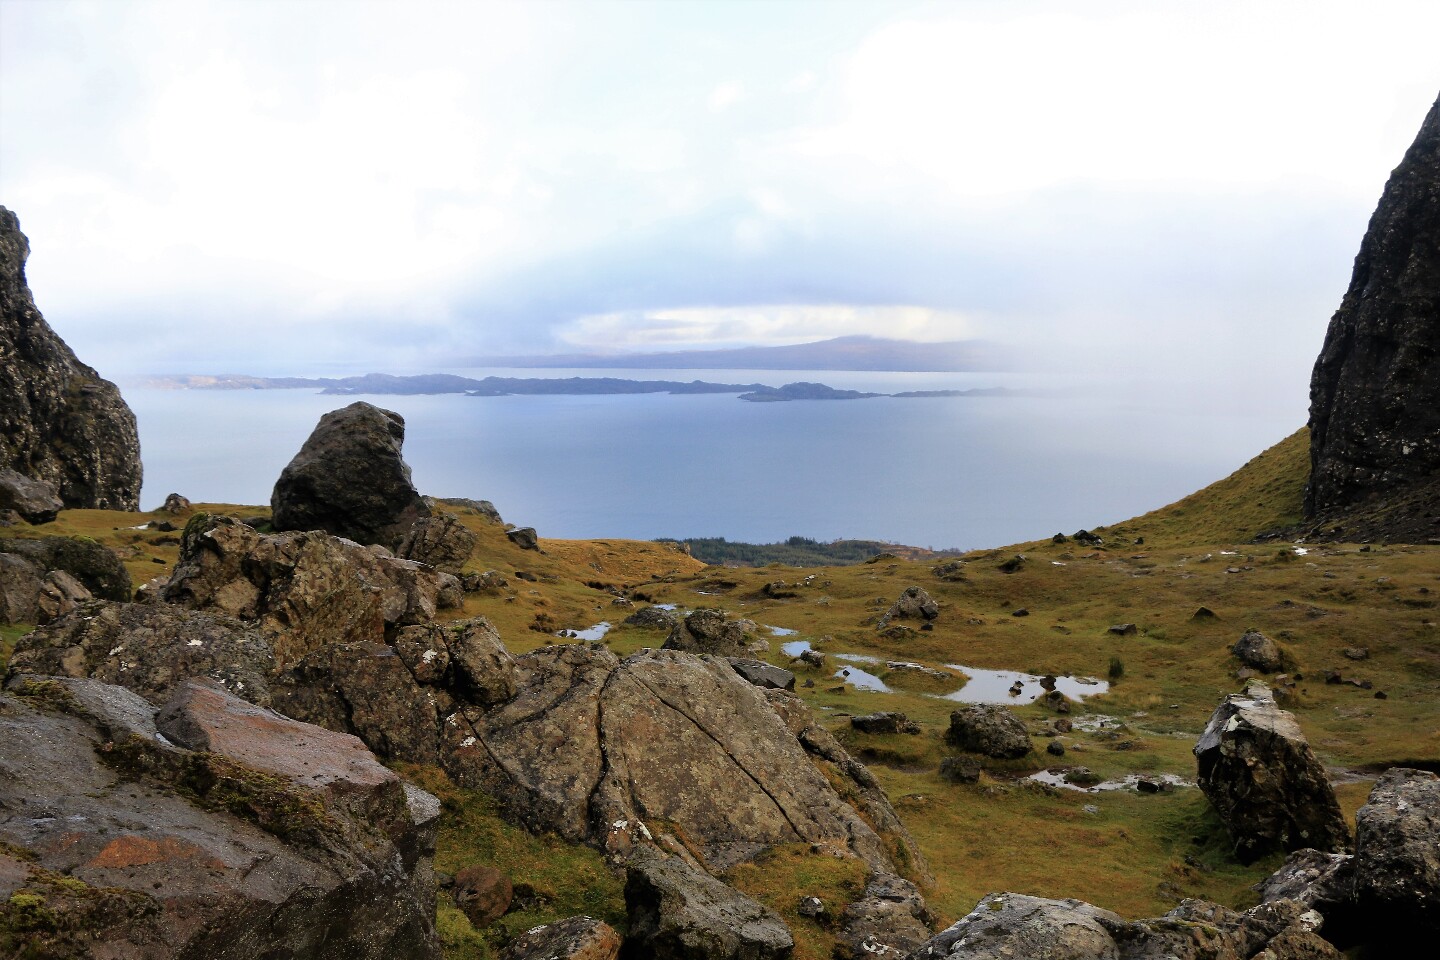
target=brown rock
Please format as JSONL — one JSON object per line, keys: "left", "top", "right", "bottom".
{"left": 0, "top": 676, "right": 439, "bottom": 959}
{"left": 454, "top": 863, "right": 513, "bottom": 929}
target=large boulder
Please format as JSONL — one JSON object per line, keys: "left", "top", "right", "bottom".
{"left": 445, "top": 646, "right": 925, "bottom": 879}
{"left": 945, "top": 705, "right": 1031, "bottom": 759}
{"left": 160, "top": 515, "right": 460, "bottom": 665}
{"left": 1306, "top": 93, "right": 1440, "bottom": 527}
{"left": 0, "top": 675, "right": 440, "bottom": 959}
{"left": 663, "top": 608, "right": 754, "bottom": 657}
{"left": 1352, "top": 767, "right": 1440, "bottom": 933}
{"left": 623, "top": 851, "right": 793, "bottom": 960}
{"left": 1193, "top": 682, "right": 1349, "bottom": 862}
{"left": 0, "top": 467, "right": 62, "bottom": 523}
{"left": 0, "top": 207, "right": 142, "bottom": 510}
{"left": 906, "top": 892, "right": 1339, "bottom": 960}
{"left": 7, "top": 600, "right": 275, "bottom": 705}
{"left": 270, "top": 401, "right": 431, "bottom": 548}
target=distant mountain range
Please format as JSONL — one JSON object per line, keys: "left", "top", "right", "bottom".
{"left": 462, "top": 335, "right": 1009, "bottom": 372}
{"left": 138, "top": 371, "right": 1034, "bottom": 402}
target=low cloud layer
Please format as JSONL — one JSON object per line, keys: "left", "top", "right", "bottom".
{"left": 2, "top": 0, "right": 1437, "bottom": 407}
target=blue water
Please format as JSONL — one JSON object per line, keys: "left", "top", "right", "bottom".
{"left": 124, "top": 369, "right": 1301, "bottom": 550}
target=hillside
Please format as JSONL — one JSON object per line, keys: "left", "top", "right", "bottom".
{"left": 5, "top": 437, "right": 1436, "bottom": 957}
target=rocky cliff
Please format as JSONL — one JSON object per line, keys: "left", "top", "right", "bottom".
{"left": 1306, "top": 92, "right": 1440, "bottom": 537}
{"left": 0, "top": 207, "right": 142, "bottom": 511}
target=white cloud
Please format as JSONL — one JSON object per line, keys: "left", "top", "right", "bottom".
{"left": 708, "top": 80, "right": 744, "bottom": 112}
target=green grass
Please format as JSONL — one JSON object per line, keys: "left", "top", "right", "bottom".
{"left": 0, "top": 623, "right": 30, "bottom": 673}
{"left": 396, "top": 765, "right": 627, "bottom": 959}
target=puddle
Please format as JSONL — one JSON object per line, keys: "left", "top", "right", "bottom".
{"left": 940, "top": 666, "right": 1109, "bottom": 705}
{"left": 1027, "top": 770, "right": 1192, "bottom": 794}
{"left": 655, "top": 603, "right": 678, "bottom": 610}
{"left": 833, "top": 665, "right": 890, "bottom": 692}
{"left": 561, "top": 622, "right": 611, "bottom": 642}
{"left": 766, "top": 625, "right": 797, "bottom": 636}
{"left": 1069, "top": 714, "right": 1124, "bottom": 732}
{"left": 784, "top": 639, "right": 1107, "bottom": 703}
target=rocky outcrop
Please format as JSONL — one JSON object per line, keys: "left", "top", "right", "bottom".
{"left": 1306, "top": 93, "right": 1440, "bottom": 528}
{"left": 945, "top": 705, "right": 1031, "bottom": 759}
{"left": 879, "top": 586, "right": 939, "bottom": 628}
{"left": 0, "top": 533, "right": 132, "bottom": 600}
{"left": 500, "top": 916, "right": 621, "bottom": 960}
{"left": 160, "top": 515, "right": 460, "bottom": 665}
{"left": 1352, "top": 767, "right": 1440, "bottom": 932}
{"left": 1193, "top": 682, "right": 1349, "bottom": 862}
{"left": 398, "top": 514, "right": 478, "bottom": 573}
{"left": 623, "top": 851, "right": 793, "bottom": 960}
{"left": 0, "top": 207, "right": 142, "bottom": 510}
{"left": 0, "top": 535, "right": 129, "bottom": 625}
{"left": 625, "top": 605, "right": 680, "bottom": 630}
{"left": 663, "top": 608, "right": 755, "bottom": 657}
{"left": 0, "top": 674, "right": 440, "bottom": 959}
{"left": 270, "top": 402, "right": 430, "bottom": 548}
{"left": 441, "top": 646, "right": 924, "bottom": 879}
{"left": 8, "top": 600, "right": 274, "bottom": 705}
{"left": 0, "top": 467, "right": 62, "bottom": 523}
{"left": 906, "top": 892, "right": 1339, "bottom": 959}
{"left": 1256, "top": 768, "right": 1440, "bottom": 950}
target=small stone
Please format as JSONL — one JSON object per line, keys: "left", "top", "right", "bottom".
{"left": 1046, "top": 741, "right": 1065, "bottom": 757}
{"left": 798, "top": 896, "right": 826, "bottom": 918}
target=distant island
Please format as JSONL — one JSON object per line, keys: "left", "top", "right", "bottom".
{"left": 462, "top": 334, "right": 1010, "bottom": 372}
{"left": 140, "top": 372, "right": 1032, "bottom": 402}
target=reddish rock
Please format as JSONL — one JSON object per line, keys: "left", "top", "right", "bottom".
{"left": 454, "top": 863, "right": 513, "bottom": 928}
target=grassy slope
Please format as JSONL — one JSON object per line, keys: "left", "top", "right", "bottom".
{"left": 3, "top": 427, "right": 1436, "bottom": 952}
{"left": 1092, "top": 428, "right": 1310, "bottom": 549}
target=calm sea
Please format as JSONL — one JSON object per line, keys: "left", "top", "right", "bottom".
{"left": 124, "top": 369, "right": 1304, "bottom": 551}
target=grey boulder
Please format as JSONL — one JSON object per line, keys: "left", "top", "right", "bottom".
{"left": 270, "top": 401, "right": 431, "bottom": 548}
{"left": 1194, "top": 682, "right": 1349, "bottom": 862}
{"left": 946, "top": 705, "right": 1031, "bottom": 759}
{"left": 623, "top": 851, "right": 793, "bottom": 960}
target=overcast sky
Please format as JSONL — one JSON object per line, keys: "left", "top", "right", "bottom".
{"left": 2, "top": 0, "right": 1437, "bottom": 393}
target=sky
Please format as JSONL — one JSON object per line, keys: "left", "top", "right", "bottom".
{"left": 2, "top": 0, "right": 1438, "bottom": 399}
